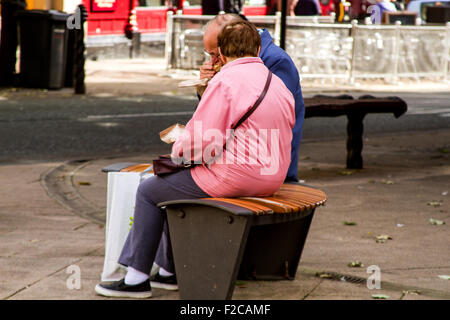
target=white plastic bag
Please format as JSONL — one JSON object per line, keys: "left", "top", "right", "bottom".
{"left": 101, "top": 170, "right": 156, "bottom": 281}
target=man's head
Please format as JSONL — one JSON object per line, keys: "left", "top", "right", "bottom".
{"left": 203, "top": 13, "right": 244, "bottom": 65}
{"left": 217, "top": 20, "right": 261, "bottom": 63}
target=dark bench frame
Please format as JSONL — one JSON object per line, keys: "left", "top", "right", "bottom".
{"left": 304, "top": 94, "right": 407, "bottom": 169}
{"left": 158, "top": 188, "right": 318, "bottom": 300}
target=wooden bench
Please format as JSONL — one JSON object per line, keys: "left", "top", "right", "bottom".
{"left": 102, "top": 163, "right": 327, "bottom": 300}
{"left": 304, "top": 94, "right": 407, "bottom": 169}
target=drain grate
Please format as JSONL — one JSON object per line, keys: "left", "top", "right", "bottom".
{"left": 316, "top": 271, "right": 366, "bottom": 285}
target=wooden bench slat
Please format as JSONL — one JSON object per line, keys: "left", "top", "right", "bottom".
{"left": 159, "top": 183, "right": 327, "bottom": 216}
{"left": 277, "top": 186, "right": 328, "bottom": 202}
{"left": 238, "top": 197, "right": 294, "bottom": 214}
{"left": 273, "top": 195, "right": 316, "bottom": 211}
{"left": 120, "top": 164, "right": 153, "bottom": 173}
{"left": 102, "top": 162, "right": 140, "bottom": 173}
{"left": 259, "top": 196, "right": 307, "bottom": 212}
{"left": 269, "top": 196, "right": 315, "bottom": 211}
{"left": 205, "top": 198, "right": 274, "bottom": 215}
{"left": 279, "top": 183, "right": 326, "bottom": 195}
{"left": 276, "top": 188, "right": 325, "bottom": 200}
{"left": 280, "top": 193, "right": 327, "bottom": 208}
{"left": 275, "top": 190, "right": 326, "bottom": 204}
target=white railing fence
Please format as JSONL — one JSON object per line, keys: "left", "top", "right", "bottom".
{"left": 165, "top": 12, "right": 450, "bottom": 83}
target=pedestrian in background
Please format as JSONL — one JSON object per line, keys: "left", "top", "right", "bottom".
{"left": 292, "top": 0, "right": 322, "bottom": 15}
{"left": 269, "top": 0, "right": 298, "bottom": 15}
{"left": 371, "top": 0, "right": 397, "bottom": 23}
{"left": 202, "top": 0, "right": 244, "bottom": 15}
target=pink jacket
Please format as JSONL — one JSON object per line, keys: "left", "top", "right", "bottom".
{"left": 172, "top": 57, "right": 295, "bottom": 197}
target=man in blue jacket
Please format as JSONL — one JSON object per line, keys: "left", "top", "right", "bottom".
{"left": 199, "top": 13, "right": 305, "bottom": 183}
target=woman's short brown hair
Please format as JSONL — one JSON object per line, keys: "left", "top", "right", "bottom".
{"left": 217, "top": 20, "right": 261, "bottom": 58}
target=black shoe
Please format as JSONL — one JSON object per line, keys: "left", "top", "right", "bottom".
{"left": 94, "top": 278, "right": 152, "bottom": 298}
{"left": 150, "top": 273, "right": 178, "bottom": 291}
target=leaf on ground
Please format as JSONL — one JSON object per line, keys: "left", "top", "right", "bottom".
{"left": 427, "top": 200, "right": 443, "bottom": 207}
{"left": 235, "top": 280, "right": 247, "bottom": 288}
{"left": 348, "top": 261, "right": 364, "bottom": 268}
{"left": 343, "top": 221, "right": 357, "bottom": 226}
{"left": 376, "top": 235, "right": 393, "bottom": 243}
{"left": 402, "top": 290, "right": 420, "bottom": 295}
{"left": 381, "top": 180, "right": 395, "bottom": 185}
{"left": 438, "top": 275, "right": 450, "bottom": 280}
{"left": 372, "top": 294, "right": 389, "bottom": 299}
{"left": 316, "top": 272, "right": 333, "bottom": 279}
{"left": 429, "top": 218, "right": 445, "bottom": 225}
{"left": 78, "top": 181, "right": 91, "bottom": 186}
{"left": 340, "top": 170, "right": 355, "bottom": 176}
{"left": 439, "top": 148, "right": 449, "bottom": 154}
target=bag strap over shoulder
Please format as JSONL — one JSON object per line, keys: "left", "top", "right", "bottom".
{"left": 232, "top": 71, "right": 273, "bottom": 130}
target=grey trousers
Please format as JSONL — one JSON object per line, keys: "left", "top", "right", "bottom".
{"left": 118, "top": 169, "right": 209, "bottom": 275}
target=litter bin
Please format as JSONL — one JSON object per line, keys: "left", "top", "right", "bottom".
{"left": 18, "top": 10, "right": 70, "bottom": 89}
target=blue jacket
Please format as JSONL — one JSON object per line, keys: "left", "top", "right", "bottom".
{"left": 259, "top": 29, "right": 305, "bottom": 181}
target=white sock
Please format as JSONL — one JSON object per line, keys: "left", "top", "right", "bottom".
{"left": 125, "top": 266, "right": 149, "bottom": 285}
{"left": 159, "top": 267, "right": 174, "bottom": 277}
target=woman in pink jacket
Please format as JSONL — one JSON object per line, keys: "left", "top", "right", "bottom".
{"left": 95, "top": 20, "right": 295, "bottom": 298}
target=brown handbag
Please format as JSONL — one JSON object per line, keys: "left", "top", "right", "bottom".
{"left": 152, "top": 71, "right": 273, "bottom": 176}
{"left": 152, "top": 154, "right": 193, "bottom": 176}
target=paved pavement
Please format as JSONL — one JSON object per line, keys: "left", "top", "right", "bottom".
{"left": 0, "top": 58, "right": 449, "bottom": 301}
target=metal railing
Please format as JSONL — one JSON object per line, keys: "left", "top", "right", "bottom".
{"left": 285, "top": 22, "right": 353, "bottom": 80}
{"left": 165, "top": 12, "right": 450, "bottom": 83}
{"left": 350, "top": 22, "right": 449, "bottom": 82}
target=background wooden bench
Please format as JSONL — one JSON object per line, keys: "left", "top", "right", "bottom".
{"left": 304, "top": 94, "right": 408, "bottom": 169}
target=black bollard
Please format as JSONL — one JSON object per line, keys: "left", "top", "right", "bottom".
{"left": 0, "top": 0, "right": 27, "bottom": 86}
{"left": 73, "top": 4, "right": 88, "bottom": 94}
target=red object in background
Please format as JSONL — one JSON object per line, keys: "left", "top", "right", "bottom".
{"left": 349, "top": 0, "right": 365, "bottom": 19}
{"left": 91, "top": 0, "right": 118, "bottom": 12}
{"left": 319, "top": 0, "right": 335, "bottom": 15}
{"left": 84, "top": 0, "right": 268, "bottom": 36}
{"left": 83, "top": 0, "right": 134, "bottom": 35}
{"left": 135, "top": 8, "right": 168, "bottom": 34}
{"left": 176, "top": 0, "right": 184, "bottom": 11}
{"left": 183, "top": 6, "right": 202, "bottom": 15}
{"left": 243, "top": 5, "right": 267, "bottom": 15}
